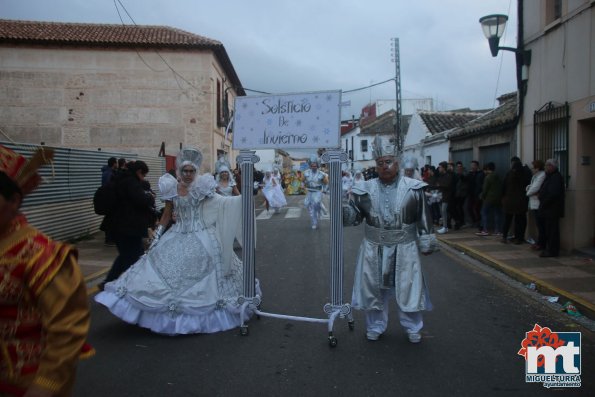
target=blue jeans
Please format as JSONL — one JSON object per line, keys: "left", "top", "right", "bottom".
{"left": 481, "top": 202, "right": 502, "bottom": 233}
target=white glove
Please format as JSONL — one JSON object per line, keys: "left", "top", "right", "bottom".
{"left": 148, "top": 225, "right": 165, "bottom": 251}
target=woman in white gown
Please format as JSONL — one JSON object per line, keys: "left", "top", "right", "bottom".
{"left": 262, "top": 168, "right": 287, "bottom": 213}
{"left": 352, "top": 169, "right": 366, "bottom": 190}
{"left": 215, "top": 164, "right": 240, "bottom": 197}
{"left": 95, "top": 147, "right": 259, "bottom": 335}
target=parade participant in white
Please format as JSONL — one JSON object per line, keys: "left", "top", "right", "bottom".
{"left": 342, "top": 170, "right": 353, "bottom": 201}
{"left": 95, "top": 147, "right": 260, "bottom": 335}
{"left": 402, "top": 155, "right": 422, "bottom": 181}
{"left": 215, "top": 157, "right": 239, "bottom": 197}
{"left": 343, "top": 136, "right": 437, "bottom": 343}
{"left": 303, "top": 155, "right": 329, "bottom": 229}
{"left": 262, "top": 168, "right": 287, "bottom": 213}
{"left": 352, "top": 168, "right": 366, "bottom": 190}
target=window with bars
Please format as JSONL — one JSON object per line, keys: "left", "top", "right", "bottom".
{"left": 533, "top": 102, "right": 569, "bottom": 186}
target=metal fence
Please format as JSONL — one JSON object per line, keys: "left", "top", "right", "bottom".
{"left": 2, "top": 141, "right": 165, "bottom": 241}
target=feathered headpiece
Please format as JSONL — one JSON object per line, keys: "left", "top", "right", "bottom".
{"left": 371, "top": 135, "right": 397, "bottom": 160}
{"left": 0, "top": 145, "right": 54, "bottom": 196}
{"left": 402, "top": 154, "right": 419, "bottom": 170}
{"left": 307, "top": 154, "right": 319, "bottom": 166}
{"left": 176, "top": 147, "right": 202, "bottom": 176}
{"left": 215, "top": 154, "right": 231, "bottom": 175}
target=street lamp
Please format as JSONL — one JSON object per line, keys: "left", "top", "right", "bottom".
{"left": 479, "top": 14, "right": 531, "bottom": 66}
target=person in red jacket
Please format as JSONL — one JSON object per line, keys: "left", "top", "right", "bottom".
{"left": 0, "top": 145, "right": 92, "bottom": 397}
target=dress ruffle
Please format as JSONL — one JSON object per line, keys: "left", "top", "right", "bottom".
{"left": 95, "top": 287, "right": 258, "bottom": 335}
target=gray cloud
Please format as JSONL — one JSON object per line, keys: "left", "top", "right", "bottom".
{"left": 2, "top": 0, "right": 518, "bottom": 117}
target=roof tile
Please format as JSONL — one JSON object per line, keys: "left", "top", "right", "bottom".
{"left": 419, "top": 111, "right": 483, "bottom": 134}
{"left": 0, "top": 19, "right": 221, "bottom": 47}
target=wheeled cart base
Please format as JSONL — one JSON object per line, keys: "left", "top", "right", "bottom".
{"left": 237, "top": 149, "right": 352, "bottom": 347}
{"left": 238, "top": 299, "right": 353, "bottom": 347}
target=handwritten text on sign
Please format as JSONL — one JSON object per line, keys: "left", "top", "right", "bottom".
{"left": 232, "top": 91, "right": 341, "bottom": 149}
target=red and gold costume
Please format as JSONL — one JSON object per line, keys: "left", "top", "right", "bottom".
{"left": 0, "top": 146, "right": 91, "bottom": 396}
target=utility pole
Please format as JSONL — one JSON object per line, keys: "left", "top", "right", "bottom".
{"left": 390, "top": 37, "right": 402, "bottom": 153}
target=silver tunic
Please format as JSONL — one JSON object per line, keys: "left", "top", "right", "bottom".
{"left": 346, "top": 176, "right": 437, "bottom": 312}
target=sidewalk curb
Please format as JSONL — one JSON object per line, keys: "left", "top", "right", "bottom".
{"left": 84, "top": 268, "right": 109, "bottom": 283}
{"left": 438, "top": 237, "right": 595, "bottom": 320}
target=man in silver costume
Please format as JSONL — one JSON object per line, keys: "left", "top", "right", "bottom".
{"left": 303, "top": 154, "right": 328, "bottom": 229}
{"left": 343, "top": 136, "right": 437, "bottom": 343}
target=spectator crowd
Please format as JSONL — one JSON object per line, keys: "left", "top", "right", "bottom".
{"left": 419, "top": 156, "right": 565, "bottom": 258}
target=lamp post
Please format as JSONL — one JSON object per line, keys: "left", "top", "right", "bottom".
{"left": 479, "top": 14, "right": 531, "bottom": 66}
{"left": 479, "top": 9, "right": 530, "bottom": 166}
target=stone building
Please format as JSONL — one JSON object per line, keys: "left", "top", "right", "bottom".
{"left": 0, "top": 19, "right": 244, "bottom": 172}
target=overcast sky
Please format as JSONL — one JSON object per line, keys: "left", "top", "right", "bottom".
{"left": 3, "top": 0, "right": 518, "bottom": 120}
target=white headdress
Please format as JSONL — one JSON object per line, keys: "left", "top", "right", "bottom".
{"left": 215, "top": 154, "right": 232, "bottom": 174}
{"left": 402, "top": 155, "right": 418, "bottom": 170}
{"left": 371, "top": 135, "right": 397, "bottom": 160}
{"left": 176, "top": 147, "right": 202, "bottom": 177}
{"left": 307, "top": 154, "right": 319, "bottom": 166}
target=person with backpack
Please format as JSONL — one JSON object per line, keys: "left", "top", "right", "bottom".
{"left": 100, "top": 157, "right": 118, "bottom": 245}
{"left": 98, "top": 160, "right": 154, "bottom": 290}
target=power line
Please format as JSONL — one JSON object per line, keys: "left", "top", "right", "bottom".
{"left": 493, "top": 0, "right": 514, "bottom": 105}
{"left": 113, "top": 0, "right": 167, "bottom": 73}
{"left": 113, "top": 1, "right": 411, "bottom": 105}
{"left": 343, "top": 78, "right": 395, "bottom": 94}
{"left": 114, "top": 0, "right": 205, "bottom": 92}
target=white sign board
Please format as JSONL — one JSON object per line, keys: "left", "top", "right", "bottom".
{"left": 232, "top": 91, "right": 341, "bottom": 149}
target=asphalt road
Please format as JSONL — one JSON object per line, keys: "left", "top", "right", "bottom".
{"left": 76, "top": 195, "right": 594, "bottom": 396}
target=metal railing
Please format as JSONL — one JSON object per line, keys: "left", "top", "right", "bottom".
{"left": 533, "top": 102, "right": 569, "bottom": 186}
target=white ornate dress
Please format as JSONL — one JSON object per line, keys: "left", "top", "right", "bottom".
{"left": 216, "top": 181, "right": 236, "bottom": 196}
{"left": 95, "top": 173, "right": 259, "bottom": 335}
{"left": 262, "top": 175, "right": 287, "bottom": 210}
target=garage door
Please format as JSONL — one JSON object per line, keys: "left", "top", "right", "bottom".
{"left": 479, "top": 143, "right": 511, "bottom": 178}
{"left": 451, "top": 149, "right": 473, "bottom": 170}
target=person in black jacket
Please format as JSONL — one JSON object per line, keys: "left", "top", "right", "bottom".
{"left": 538, "top": 158, "right": 565, "bottom": 257}
{"left": 453, "top": 161, "right": 468, "bottom": 230}
{"left": 501, "top": 160, "right": 529, "bottom": 244}
{"left": 99, "top": 161, "right": 155, "bottom": 288}
{"left": 467, "top": 160, "right": 484, "bottom": 229}
{"left": 436, "top": 162, "right": 453, "bottom": 233}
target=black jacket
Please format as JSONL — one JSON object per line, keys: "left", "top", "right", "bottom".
{"left": 105, "top": 170, "right": 155, "bottom": 236}
{"left": 538, "top": 170, "right": 565, "bottom": 218}
{"left": 468, "top": 170, "right": 485, "bottom": 198}
{"left": 501, "top": 169, "right": 529, "bottom": 214}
